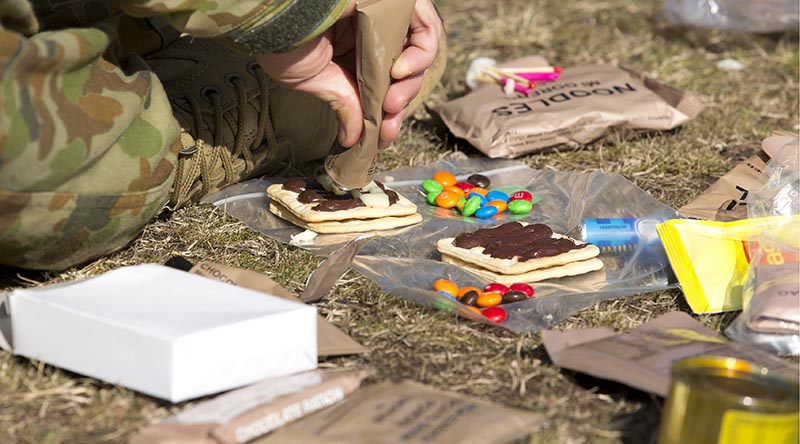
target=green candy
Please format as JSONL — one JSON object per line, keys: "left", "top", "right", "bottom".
{"left": 461, "top": 196, "right": 482, "bottom": 217}
{"left": 508, "top": 199, "right": 533, "bottom": 214}
{"left": 422, "top": 179, "right": 444, "bottom": 194}
{"left": 427, "top": 190, "right": 440, "bottom": 205}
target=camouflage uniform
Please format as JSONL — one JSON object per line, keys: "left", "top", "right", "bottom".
{"left": 0, "top": 0, "right": 446, "bottom": 270}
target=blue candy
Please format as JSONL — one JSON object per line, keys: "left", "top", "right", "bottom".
{"left": 438, "top": 291, "right": 457, "bottom": 300}
{"left": 466, "top": 192, "right": 488, "bottom": 206}
{"left": 475, "top": 205, "right": 499, "bottom": 219}
{"left": 485, "top": 190, "right": 509, "bottom": 202}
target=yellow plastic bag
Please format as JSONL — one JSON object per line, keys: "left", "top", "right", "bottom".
{"left": 657, "top": 216, "right": 800, "bottom": 313}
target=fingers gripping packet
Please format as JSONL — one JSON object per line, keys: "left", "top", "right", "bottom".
{"left": 324, "top": 0, "right": 415, "bottom": 190}
{"left": 433, "top": 57, "right": 703, "bottom": 158}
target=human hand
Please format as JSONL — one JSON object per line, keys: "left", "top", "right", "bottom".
{"left": 255, "top": 0, "right": 442, "bottom": 149}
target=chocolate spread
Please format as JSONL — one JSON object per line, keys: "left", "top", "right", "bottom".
{"left": 453, "top": 222, "right": 589, "bottom": 260}
{"left": 282, "top": 178, "right": 398, "bottom": 212}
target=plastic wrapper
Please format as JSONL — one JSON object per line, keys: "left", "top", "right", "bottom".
{"left": 725, "top": 138, "right": 800, "bottom": 355}
{"left": 206, "top": 158, "right": 678, "bottom": 332}
{"left": 663, "top": 0, "right": 799, "bottom": 33}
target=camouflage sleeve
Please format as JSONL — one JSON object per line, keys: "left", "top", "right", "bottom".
{"left": 120, "top": 0, "right": 351, "bottom": 54}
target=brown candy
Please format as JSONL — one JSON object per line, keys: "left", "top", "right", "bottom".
{"left": 467, "top": 173, "right": 491, "bottom": 188}
{"left": 460, "top": 290, "right": 480, "bottom": 307}
{"left": 501, "top": 290, "right": 527, "bottom": 304}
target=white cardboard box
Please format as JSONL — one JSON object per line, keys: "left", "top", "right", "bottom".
{"left": 1, "top": 264, "right": 317, "bottom": 402}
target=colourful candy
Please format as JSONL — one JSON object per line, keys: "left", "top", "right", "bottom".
{"left": 477, "top": 292, "right": 502, "bottom": 307}
{"left": 469, "top": 187, "right": 489, "bottom": 197}
{"left": 435, "top": 191, "right": 460, "bottom": 208}
{"left": 456, "top": 197, "right": 467, "bottom": 211}
{"left": 439, "top": 291, "right": 457, "bottom": 300}
{"left": 461, "top": 196, "right": 482, "bottom": 217}
{"left": 475, "top": 205, "right": 499, "bottom": 219}
{"left": 467, "top": 174, "right": 490, "bottom": 188}
{"left": 433, "top": 171, "right": 457, "bottom": 187}
{"left": 426, "top": 191, "right": 439, "bottom": 205}
{"left": 445, "top": 185, "right": 465, "bottom": 197}
{"left": 485, "top": 190, "right": 509, "bottom": 202}
{"left": 453, "top": 182, "right": 475, "bottom": 193}
{"left": 482, "top": 306, "right": 507, "bottom": 323}
{"left": 460, "top": 290, "right": 480, "bottom": 307}
{"left": 422, "top": 179, "right": 443, "bottom": 194}
{"left": 509, "top": 283, "right": 535, "bottom": 297}
{"left": 458, "top": 286, "right": 482, "bottom": 299}
{"left": 501, "top": 290, "right": 527, "bottom": 304}
{"left": 509, "top": 190, "right": 533, "bottom": 202}
{"left": 508, "top": 199, "right": 533, "bottom": 214}
{"left": 433, "top": 279, "right": 459, "bottom": 296}
{"left": 466, "top": 192, "right": 488, "bottom": 206}
{"left": 485, "top": 200, "right": 507, "bottom": 213}
{"left": 483, "top": 283, "right": 509, "bottom": 294}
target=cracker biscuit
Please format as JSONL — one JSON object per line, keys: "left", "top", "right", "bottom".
{"left": 441, "top": 254, "right": 605, "bottom": 285}
{"left": 269, "top": 202, "right": 423, "bottom": 234}
{"left": 266, "top": 183, "right": 418, "bottom": 223}
{"left": 436, "top": 234, "right": 600, "bottom": 275}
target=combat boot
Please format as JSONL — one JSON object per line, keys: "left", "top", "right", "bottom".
{"left": 145, "top": 37, "right": 340, "bottom": 209}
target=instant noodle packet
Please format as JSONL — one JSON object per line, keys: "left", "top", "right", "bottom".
{"left": 656, "top": 215, "right": 800, "bottom": 313}
{"left": 433, "top": 56, "right": 703, "bottom": 158}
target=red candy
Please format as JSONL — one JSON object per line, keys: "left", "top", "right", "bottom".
{"left": 509, "top": 191, "right": 533, "bottom": 202}
{"left": 509, "top": 282, "right": 535, "bottom": 297}
{"left": 482, "top": 306, "right": 507, "bottom": 323}
{"left": 453, "top": 182, "right": 475, "bottom": 192}
{"left": 483, "top": 283, "right": 510, "bottom": 294}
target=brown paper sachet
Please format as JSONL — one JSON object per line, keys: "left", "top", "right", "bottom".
{"left": 129, "top": 369, "right": 371, "bottom": 444}
{"left": 746, "top": 262, "right": 800, "bottom": 334}
{"left": 432, "top": 56, "right": 703, "bottom": 159}
{"left": 251, "top": 380, "right": 543, "bottom": 444}
{"left": 324, "top": 0, "right": 415, "bottom": 190}
{"left": 165, "top": 257, "right": 366, "bottom": 357}
{"left": 679, "top": 131, "right": 799, "bottom": 221}
{"left": 542, "top": 311, "right": 799, "bottom": 397}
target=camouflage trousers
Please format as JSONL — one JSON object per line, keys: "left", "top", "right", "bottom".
{"left": 0, "top": 14, "right": 446, "bottom": 271}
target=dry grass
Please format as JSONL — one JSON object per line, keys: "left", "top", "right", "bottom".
{"left": 1, "top": 0, "right": 798, "bottom": 443}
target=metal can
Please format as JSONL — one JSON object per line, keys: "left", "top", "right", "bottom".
{"left": 580, "top": 218, "right": 662, "bottom": 252}
{"left": 658, "top": 356, "right": 799, "bottom": 444}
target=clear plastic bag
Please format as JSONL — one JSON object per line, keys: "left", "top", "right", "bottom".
{"left": 725, "top": 138, "right": 800, "bottom": 355}
{"left": 663, "top": 0, "right": 799, "bottom": 33}
{"left": 206, "top": 158, "right": 678, "bottom": 332}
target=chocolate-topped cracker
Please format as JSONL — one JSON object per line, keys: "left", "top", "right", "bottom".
{"left": 266, "top": 177, "right": 421, "bottom": 233}
{"left": 437, "top": 221, "right": 602, "bottom": 278}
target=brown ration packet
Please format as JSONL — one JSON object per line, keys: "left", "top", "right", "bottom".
{"left": 542, "top": 312, "right": 799, "bottom": 396}
{"left": 747, "top": 262, "right": 800, "bottom": 334}
{"left": 252, "top": 380, "right": 544, "bottom": 444}
{"left": 187, "top": 260, "right": 366, "bottom": 357}
{"left": 433, "top": 56, "right": 703, "bottom": 158}
{"left": 129, "top": 369, "right": 370, "bottom": 444}
{"left": 324, "top": 0, "right": 415, "bottom": 190}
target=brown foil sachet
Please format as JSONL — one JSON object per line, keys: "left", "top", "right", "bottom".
{"left": 251, "top": 380, "right": 543, "bottom": 444}
{"left": 324, "top": 0, "right": 415, "bottom": 190}
{"left": 433, "top": 57, "right": 703, "bottom": 158}
{"left": 129, "top": 369, "right": 371, "bottom": 444}
{"left": 181, "top": 259, "right": 366, "bottom": 357}
{"left": 542, "top": 312, "right": 799, "bottom": 396}
{"left": 746, "top": 263, "right": 800, "bottom": 334}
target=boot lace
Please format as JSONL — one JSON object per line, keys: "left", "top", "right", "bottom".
{"left": 169, "top": 61, "right": 278, "bottom": 209}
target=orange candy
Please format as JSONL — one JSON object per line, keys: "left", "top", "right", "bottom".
{"left": 465, "top": 306, "right": 482, "bottom": 315}
{"left": 444, "top": 186, "right": 465, "bottom": 197}
{"left": 457, "top": 286, "right": 482, "bottom": 299}
{"left": 433, "top": 279, "right": 459, "bottom": 296}
{"left": 435, "top": 191, "right": 460, "bottom": 208}
{"left": 486, "top": 200, "right": 508, "bottom": 213}
{"left": 433, "top": 171, "right": 457, "bottom": 187}
{"left": 469, "top": 187, "right": 488, "bottom": 196}
{"left": 477, "top": 292, "right": 503, "bottom": 307}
